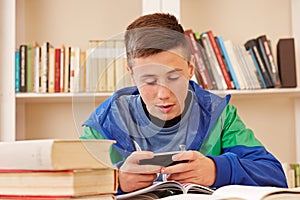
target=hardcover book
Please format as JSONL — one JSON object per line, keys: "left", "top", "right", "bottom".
{"left": 0, "top": 168, "right": 117, "bottom": 197}
{"left": 0, "top": 139, "right": 116, "bottom": 170}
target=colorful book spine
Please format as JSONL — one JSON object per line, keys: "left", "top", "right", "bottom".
{"left": 216, "top": 36, "right": 240, "bottom": 90}
{"left": 206, "top": 30, "right": 234, "bottom": 89}
{"left": 15, "top": 50, "right": 20, "bottom": 93}
{"left": 19, "top": 45, "right": 27, "bottom": 92}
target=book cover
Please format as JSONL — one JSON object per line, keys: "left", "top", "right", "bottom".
{"left": 206, "top": 30, "right": 234, "bottom": 89}
{"left": 0, "top": 139, "right": 116, "bottom": 170}
{"left": 0, "top": 168, "right": 117, "bottom": 197}
{"left": 26, "top": 42, "right": 34, "bottom": 92}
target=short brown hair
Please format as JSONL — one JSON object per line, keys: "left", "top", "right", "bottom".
{"left": 125, "top": 13, "right": 190, "bottom": 68}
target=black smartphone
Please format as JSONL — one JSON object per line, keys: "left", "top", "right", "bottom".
{"left": 139, "top": 151, "right": 188, "bottom": 167}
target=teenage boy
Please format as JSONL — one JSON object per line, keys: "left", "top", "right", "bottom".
{"left": 81, "top": 13, "right": 287, "bottom": 193}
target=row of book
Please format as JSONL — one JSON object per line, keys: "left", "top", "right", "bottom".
{"left": 15, "top": 32, "right": 297, "bottom": 94}
{"left": 0, "top": 139, "right": 117, "bottom": 199}
{"left": 15, "top": 40, "right": 133, "bottom": 93}
{"left": 185, "top": 29, "right": 296, "bottom": 90}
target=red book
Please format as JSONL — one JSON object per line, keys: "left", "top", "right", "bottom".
{"left": 206, "top": 30, "right": 234, "bottom": 89}
{"left": 184, "top": 29, "right": 213, "bottom": 90}
{"left": 54, "top": 48, "right": 61, "bottom": 92}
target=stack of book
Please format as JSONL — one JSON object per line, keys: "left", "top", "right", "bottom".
{"left": 0, "top": 139, "right": 118, "bottom": 199}
{"left": 184, "top": 29, "right": 289, "bottom": 90}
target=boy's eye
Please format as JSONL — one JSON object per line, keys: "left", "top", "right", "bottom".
{"left": 168, "top": 74, "right": 180, "bottom": 81}
{"left": 143, "top": 78, "right": 158, "bottom": 85}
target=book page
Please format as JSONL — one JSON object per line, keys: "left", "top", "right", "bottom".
{"left": 116, "top": 181, "right": 185, "bottom": 199}
{"left": 182, "top": 183, "right": 214, "bottom": 194}
{"left": 212, "top": 185, "right": 300, "bottom": 200}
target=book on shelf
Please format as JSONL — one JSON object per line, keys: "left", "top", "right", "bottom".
{"left": 277, "top": 38, "right": 297, "bottom": 88}
{"left": 33, "top": 43, "right": 41, "bottom": 93}
{"left": 256, "top": 35, "right": 280, "bottom": 88}
{"left": 105, "top": 40, "right": 116, "bottom": 92}
{"left": 235, "top": 45, "right": 261, "bottom": 89}
{"left": 15, "top": 49, "right": 20, "bottom": 93}
{"left": 0, "top": 139, "right": 116, "bottom": 170}
{"left": 40, "top": 42, "right": 51, "bottom": 93}
{"left": 69, "top": 47, "right": 81, "bottom": 93}
{"left": 215, "top": 36, "right": 240, "bottom": 90}
{"left": 19, "top": 44, "right": 27, "bottom": 92}
{"left": 184, "top": 29, "right": 214, "bottom": 90}
{"left": 222, "top": 40, "right": 247, "bottom": 90}
{"left": 206, "top": 30, "right": 234, "bottom": 89}
{"left": 54, "top": 48, "right": 61, "bottom": 93}
{"left": 48, "top": 46, "right": 55, "bottom": 93}
{"left": 194, "top": 32, "right": 218, "bottom": 90}
{"left": 200, "top": 32, "right": 227, "bottom": 90}
{"left": 64, "top": 45, "right": 71, "bottom": 93}
{"left": 158, "top": 185, "right": 300, "bottom": 200}
{"left": 0, "top": 168, "right": 118, "bottom": 198}
{"left": 244, "top": 40, "right": 267, "bottom": 88}
{"left": 26, "top": 42, "right": 37, "bottom": 93}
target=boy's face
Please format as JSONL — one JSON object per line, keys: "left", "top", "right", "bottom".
{"left": 130, "top": 49, "right": 194, "bottom": 121}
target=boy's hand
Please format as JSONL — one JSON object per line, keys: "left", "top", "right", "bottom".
{"left": 160, "top": 151, "right": 216, "bottom": 186}
{"left": 119, "top": 151, "right": 162, "bottom": 192}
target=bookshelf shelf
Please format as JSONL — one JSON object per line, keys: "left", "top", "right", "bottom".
{"left": 212, "top": 88, "right": 300, "bottom": 98}
{"left": 16, "top": 92, "right": 113, "bottom": 103}
{"left": 15, "top": 88, "right": 300, "bottom": 103}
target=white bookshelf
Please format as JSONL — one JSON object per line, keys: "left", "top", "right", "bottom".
{"left": 0, "top": 0, "right": 299, "bottom": 163}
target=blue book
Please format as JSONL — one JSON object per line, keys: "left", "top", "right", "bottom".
{"left": 248, "top": 48, "right": 267, "bottom": 88}
{"left": 15, "top": 50, "right": 20, "bottom": 93}
{"left": 216, "top": 36, "right": 240, "bottom": 90}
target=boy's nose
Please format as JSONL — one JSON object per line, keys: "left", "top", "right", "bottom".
{"left": 156, "top": 84, "right": 171, "bottom": 100}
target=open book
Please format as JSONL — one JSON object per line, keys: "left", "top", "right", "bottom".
{"left": 116, "top": 181, "right": 214, "bottom": 199}
{"left": 116, "top": 182, "right": 300, "bottom": 200}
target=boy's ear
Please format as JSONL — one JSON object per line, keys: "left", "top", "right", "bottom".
{"left": 126, "top": 64, "right": 136, "bottom": 84}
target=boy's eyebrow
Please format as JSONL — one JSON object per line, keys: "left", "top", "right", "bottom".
{"left": 167, "top": 69, "right": 183, "bottom": 74}
{"left": 138, "top": 69, "right": 182, "bottom": 77}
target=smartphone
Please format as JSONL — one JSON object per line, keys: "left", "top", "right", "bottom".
{"left": 139, "top": 151, "right": 188, "bottom": 167}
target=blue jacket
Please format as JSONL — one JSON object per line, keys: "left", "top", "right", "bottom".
{"left": 82, "top": 81, "right": 288, "bottom": 189}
